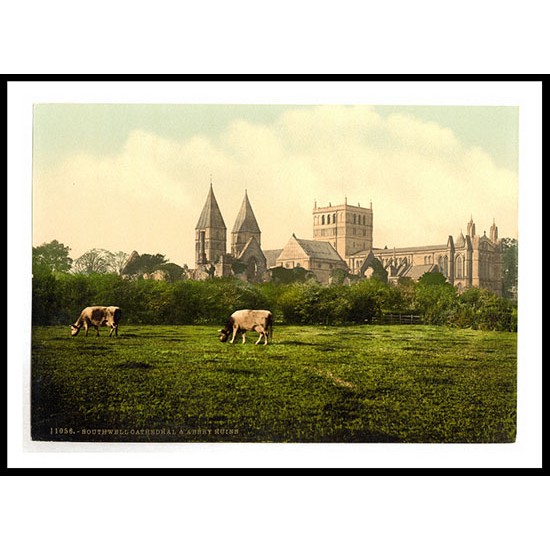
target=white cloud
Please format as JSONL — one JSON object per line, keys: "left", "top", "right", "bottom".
{"left": 32, "top": 105, "right": 518, "bottom": 266}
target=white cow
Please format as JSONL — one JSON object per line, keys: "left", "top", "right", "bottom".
{"left": 70, "top": 306, "right": 122, "bottom": 337}
{"left": 219, "top": 309, "right": 273, "bottom": 346}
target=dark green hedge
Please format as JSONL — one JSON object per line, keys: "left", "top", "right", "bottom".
{"left": 32, "top": 271, "right": 517, "bottom": 332}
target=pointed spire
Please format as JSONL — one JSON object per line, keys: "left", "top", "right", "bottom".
{"left": 195, "top": 183, "right": 226, "bottom": 230}
{"left": 467, "top": 215, "right": 476, "bottom": 238}
{"left": 232, "top": 191, "right": 261, "bottom": 234}
{"left": 490, "top": 218, "right": 498, "bottom": 242}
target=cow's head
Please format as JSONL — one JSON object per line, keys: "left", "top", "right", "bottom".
{"left": 218, "top": 329, "right": 230, "bottom": 342}
{"left": 70, "top": 324, "right": 80, "bottom": 336}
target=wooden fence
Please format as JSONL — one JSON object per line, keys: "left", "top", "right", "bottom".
{"left": 372, "top": 313, "right": 423, "bottom": 325}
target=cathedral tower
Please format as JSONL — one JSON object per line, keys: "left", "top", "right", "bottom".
{"left": 313, "top": 197, "right": 373, "bottom": 259}
{"left": 195, "top": 183, "right": 227, "bottom": 267}
{"left": 231, "top": 190, "right": 261, "bottom": 257}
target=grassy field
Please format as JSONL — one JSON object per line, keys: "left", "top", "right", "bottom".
{"left": 31, "top": 324, "right": 517, "bottom": 443}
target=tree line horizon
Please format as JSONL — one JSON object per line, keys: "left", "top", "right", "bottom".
{"left": 32, "top": 239, "right": 518, "bottom": 332}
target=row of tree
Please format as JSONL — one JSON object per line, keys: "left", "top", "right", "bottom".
{"left": 32, "top": 241, "right": 188, "bottom": 280}
{"left": 33, "top": 238, "right": 519, "bottom": 299}
{"left": 32, "top": 270, "right": 517, "bottom": 331}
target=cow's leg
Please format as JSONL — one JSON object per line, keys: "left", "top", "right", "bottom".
{"left": 109, "top": 324, "right": 114, "bottom": 337}
{"left": 95, "top": 325, "right": 100, "bottom": 337}
{"left": 263, "top": 330, "right": 268, "bottom": 345}
{"left": 242, "top": 332, "right": 246, "bottom": 344}
{"left": 230, "top": 326, "right": 238, "bottom": 344}
{"left": 114, "top": 324, "right": 118, "bottom": 337}
{"left": 255, "top": 331, "right": 263, "bottom": 345}
{"left": 84, "top": 323, "right": 89, "bottom": 337}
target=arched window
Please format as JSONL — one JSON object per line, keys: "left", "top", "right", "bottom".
{"left": 353, "top": 214, "right": 357, "bottom": 224}
{"left": 438, "top": 255, "right": 444, "bottom": 273}
{"left": 455, "top": 255, "right": 463, "bottom": 278}
{"left": 333, "top": 213, "right": 336, "bottom": 224}
{"left": 321, "top": 215, "right": 325, "bottom": 225}
{"left": 444, "top": 256, "right": 448, "bottom": 276}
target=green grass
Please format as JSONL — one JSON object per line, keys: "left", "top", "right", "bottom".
{"left": 31, "top": 324, "right": 517, "bottom": 443}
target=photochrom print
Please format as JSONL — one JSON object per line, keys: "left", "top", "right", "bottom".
{"left": 31, "top": 100, "right": 518, "bottom": 444}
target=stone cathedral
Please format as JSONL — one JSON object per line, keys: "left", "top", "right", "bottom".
{"left": 192, "top": 183, "right": 503, "bottom": 296}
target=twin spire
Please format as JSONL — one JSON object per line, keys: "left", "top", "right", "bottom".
{"left": 195, "top": 180, "right": 262, "bottom": 263}
{"left": 196, "top": 184, "right": 260, "bottom": 234}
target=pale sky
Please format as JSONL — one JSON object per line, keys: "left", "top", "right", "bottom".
{"left": 32, "top": 103, "right": 519, "bottom": 268}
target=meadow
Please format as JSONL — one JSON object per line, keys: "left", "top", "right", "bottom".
{"left": 31, "top": 324, "right": 517, "bottom": 443}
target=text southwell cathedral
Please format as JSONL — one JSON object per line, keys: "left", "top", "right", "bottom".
{"left": 192, "top": 183, "right": 503, "bottom": 296}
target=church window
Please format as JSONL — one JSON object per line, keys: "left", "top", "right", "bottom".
{"left": 333, "top": 213, "right": 336, "bottom": 224}
{"left": 322, "top": 215, "right": 325, "bottom": 225}
{"left": 353, "top": 214, "right": 357, "bottom": 224}
{"left": 455, "top": 255, "right": 463, "bottom": 278}
{"left": 363, "top": 215, "right": 366, "bottom": 225}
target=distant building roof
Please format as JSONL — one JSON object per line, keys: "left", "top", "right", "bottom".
{"left": 376, "top": 244, "right": 448, "bottom": 254}
{"left": 264, "top": 249, "right": 283, "bottom": 267}
{"left": 349, "top": 248, "right": 373, "bottom": 257}
{"left": 401, "top": 264, "right": 439, "bottom": 280}
{"left": 294, "top": 237, "right": 345, "bottom": 263}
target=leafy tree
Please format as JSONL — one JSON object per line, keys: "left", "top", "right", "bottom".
{"left": 32, "top": 240, "right": 72, "bottom": 273}
{"left": 415, "top": 274, "right": 457, "bottom": 325}
{"left": 270, "top": 266, "right": 314, "bottom": 284}
{"left": 157, "top": 263, "right": 185, "bottom": 282}
{"left": 110, "top": 251, "right": 130, "bottom": 275}
{"left": 501, "top": 238, "right": 518, "bottom": 301}
{"left": 32, "top": 270, "right": 62, "bottom": 324}
{"left": 122, "top": 252, "right": 168, "bottom": 276}
{"left": 417, "top": 272, "right": 448, "bottom": 286}
{"left": 346, "top": 279, "right": 387, "bottom": 323}
{"left": 73, "top": 248, "right": 115, "bottom": 274}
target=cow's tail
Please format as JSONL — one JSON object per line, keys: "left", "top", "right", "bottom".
{"left": 267, "top": 313, "right": 274, "bottom": 343}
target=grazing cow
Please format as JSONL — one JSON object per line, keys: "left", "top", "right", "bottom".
{"left": 70, "top": 306, "right": 122, "bottom": 337}
{"left": 219, "top": 309, "right": 273, "bottom": 346}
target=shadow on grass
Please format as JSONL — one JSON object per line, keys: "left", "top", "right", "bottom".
{"left": 114, "top": 361, "right": 155, "bottom": 369}
{"left": 277, "top": 340, "right": 317, "bottom": 346}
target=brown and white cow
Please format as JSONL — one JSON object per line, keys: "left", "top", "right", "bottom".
{"left": 70, "top": 306, "right": 122, "bottom": 337}
{"left": 219, "top": 309, "right": 273, "bottom": 345}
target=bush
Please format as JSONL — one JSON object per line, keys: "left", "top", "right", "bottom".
{"left": 31, "top": 271, "right": 517, "bottom": 331}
